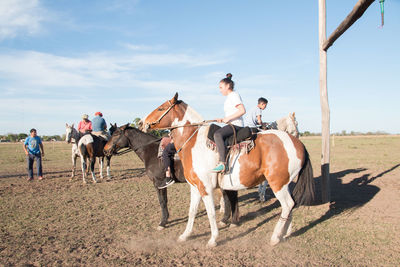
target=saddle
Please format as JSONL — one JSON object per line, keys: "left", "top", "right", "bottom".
{"left": 206, "top": 124, "right": 255, "bottom": 154}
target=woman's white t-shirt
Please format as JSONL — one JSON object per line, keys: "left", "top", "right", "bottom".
{"left": 224, "top": 91, "right": 244, "bottom": 127}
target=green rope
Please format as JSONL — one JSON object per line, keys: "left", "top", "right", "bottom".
{"left": 379, "top": 0, "right": 385, "bottom": 27}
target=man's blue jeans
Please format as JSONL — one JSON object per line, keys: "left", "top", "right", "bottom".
{"left": 27, "top": 153, "right": 42, "bottom": 178}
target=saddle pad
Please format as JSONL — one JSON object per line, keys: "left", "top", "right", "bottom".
{"left": 207, "top": 124, "right": 253, "bottom": 146}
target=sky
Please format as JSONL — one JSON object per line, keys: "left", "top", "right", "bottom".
{"left": 0, "top": 0, "right": 399, "bottom": 135}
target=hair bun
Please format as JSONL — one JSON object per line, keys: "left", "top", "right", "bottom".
{"left": 226, "top": 73, "right": 233, "bottom": 80}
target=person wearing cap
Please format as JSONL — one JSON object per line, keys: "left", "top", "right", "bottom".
{"left": 23, "top": 128, "right": 44, "bottom": 181}
{"left": 92, "top": 112, "right": 110, "bottom": 140}
{"left": 77, "top": 114, "right": 92, "bottom": 134}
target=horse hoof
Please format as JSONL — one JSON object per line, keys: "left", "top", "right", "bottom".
{"left": 270, "top": 237, "right": 281, "bottom": 246}
{"left": 206, "top": 240, "right": 217, "bottom": 248}
{"left": 178, "top": 235, "right": 187, "bottom": 242}
{"left": 218, "top": 221, "right": 228, "bottom": 228}
{"left": 157, "top": 225, "right": 165, "bottom": 231}
{"left": 229, "top": 223, "right": 238, "bottom": 229}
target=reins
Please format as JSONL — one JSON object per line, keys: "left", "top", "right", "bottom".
{"left": 155, "top": 119, "right": 218, "bottom": 131}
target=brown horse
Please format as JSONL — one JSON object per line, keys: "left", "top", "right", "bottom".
{"left": 142, "top": 93, "right": 314, "bottom": 247}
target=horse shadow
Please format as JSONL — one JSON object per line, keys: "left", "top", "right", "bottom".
{"left": 220, "top": 164, "right": 400, "bottom": 243}
{"left": 291, "top": 164, "right": 400, "bottom": 237}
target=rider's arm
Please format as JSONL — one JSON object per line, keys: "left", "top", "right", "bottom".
{"left": 256, "top": 115, "right": 262, "bottom": 125}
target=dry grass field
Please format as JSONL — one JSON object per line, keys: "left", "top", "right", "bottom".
{"left": 0, "top": 135, "right": 399, "bottom": 266}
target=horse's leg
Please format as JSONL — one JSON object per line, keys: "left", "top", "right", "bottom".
{"left": 270, "top": 184, "right": 294, "bottom": 246}
{"left": 228, "top": 190, "right": 239, "bottom": 227}
{"left": 219, "top": 190, "right": 239, "bottom": 227}
{"left": 99, "top": 157, "right": 104, "bottom": 179}
{"left": 202, "top": 189, "right": 219, "bottom": 247}
{"left": 81, "top": 156, "right": 87, "bottom": 184}
{"left": 71, "top": 153, "right": 77, "bottom": 180}
{"left": 156, "top": 187, "right": 169, "bottom": 230}
{"left": 90, "top": 156, "right": 97, "bottom": 183}
{"left": 219, "top": 190, "right": 231, "bottom": 227}
{"left": 178, "top": 185, "right": 201, "bottom": 242}
{"left": 106, "top": 156, "right": 111, "bottom": 178}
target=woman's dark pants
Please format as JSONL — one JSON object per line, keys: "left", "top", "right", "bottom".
{"left": 162, "top": 143, "right": 177, "bottom": 174}
{"left": 213, "top": 125, "right": 242, "bottom": 162}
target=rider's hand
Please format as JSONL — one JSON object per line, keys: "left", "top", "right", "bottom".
{"left": 222, "top": 118, "right": 230, "bottom": 124}
{"left": 216, "top": 118, "right": 223, "bottom": 123}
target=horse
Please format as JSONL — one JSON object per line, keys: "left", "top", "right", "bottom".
{"left": 76, "top": 125, "right": 116, "bottom": 184}
{"left": 65, "top": 123, "right": 87, "bottom": 179}
{"left": 103, "top": 123, "right": 239, "bottom": 229}
{"left": 142, "top": 93, "right": 315, "bottom": 247}
{"left": 267, "top": 112, "right": 299, "bottom": 138}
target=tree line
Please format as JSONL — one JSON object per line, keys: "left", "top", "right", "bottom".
{"left": 0, "top": 133, "right": 65, "bottom": 142}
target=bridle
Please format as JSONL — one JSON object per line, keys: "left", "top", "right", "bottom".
{"left": 104, "top": 127, "right": 133, "bottom": 156}
{"left": 144, "top": 100, "right": 177, "bottom": 130}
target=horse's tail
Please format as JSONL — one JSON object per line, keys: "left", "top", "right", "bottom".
{"left": 292, "top": 147, "right": 315, "bottom": 207}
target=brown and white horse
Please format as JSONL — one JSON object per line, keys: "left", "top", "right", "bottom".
{"left": 142, "top": 93, "right": 314, "bottom": 247}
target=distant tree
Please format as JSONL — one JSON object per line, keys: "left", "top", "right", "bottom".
{"left": 18, "top": 133, "right": 28, "bottom": 141}
{"left": 7, "top": 133, "right": 17, "bottom": 142}
{"left": 131, "top": 117, "right": 142, "bottom": 128}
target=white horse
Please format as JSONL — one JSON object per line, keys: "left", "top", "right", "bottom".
{"left": 267, "top": 112, "right": 299, "bottom": 138}
{"left": 65, "top": 123, "right": 86, "bottom": 179}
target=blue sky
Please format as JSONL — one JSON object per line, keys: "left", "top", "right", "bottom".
{"left": 1, "top": 0, "right": 399, "bottom": 135}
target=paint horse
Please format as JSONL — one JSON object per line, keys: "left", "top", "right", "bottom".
{"left": 76, "top": 125, "right": 115, "bottom": 184}
{"left": 103, "top": 124, "right": 239, "bottom": 229}
{"left": 142, "top": 93, "right": 315, "bottom": 247}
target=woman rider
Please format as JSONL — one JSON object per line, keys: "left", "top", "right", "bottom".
{"left": 212, "top": 73, "right": 246, "bottom": 173}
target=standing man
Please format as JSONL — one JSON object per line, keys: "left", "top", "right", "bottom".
{"left": 244, "top": 97, "right": 268, "bottom": 132}
{"left": 91, "top": 111, "right": 110, "bottom": 140}
{"left": 23, "top": 128, "right": 44, "bottom": 181}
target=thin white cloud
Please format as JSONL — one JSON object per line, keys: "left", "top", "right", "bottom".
{"left": 121, "top": 43, "right": 166, "bottom": 51}
{"left": 0, "top": 0, "right": 45, "bottom": 40}
{"left": 0, "top": 49, "right": 229, "bottom": 90}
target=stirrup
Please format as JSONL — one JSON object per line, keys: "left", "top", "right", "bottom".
{"left": 158, "top": 178, "right": 175, "bottom": 189}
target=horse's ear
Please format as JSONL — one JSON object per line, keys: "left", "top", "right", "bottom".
{"left": 66, "top": 123, "right": 68, "bottom": 127}
{"left": 171, "top": 92, "right": 178, "bottom": 103}
{"left": 292, "top": 112, "right": 295, "bottom": 117}
{"left": 120, "top": 123, "right": 129, "bottom": 130}
{"left": 114, "top": 123, "right": 117, "bottom": 128}
{"left": 72, "top": 123, "right": 74, "bottom": 128}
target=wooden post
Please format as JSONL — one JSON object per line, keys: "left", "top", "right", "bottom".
{"left": 319, "top": 0, "right": 331, "bottom": 203}
{"left": 323, "top": 0, "right": 375, "bottom": 51}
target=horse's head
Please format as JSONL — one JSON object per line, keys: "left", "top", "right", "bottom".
{"left": 109, "top": 123, "right": 117, "bottom": 136}
{"left": 141, "top": 92, "right": 185, "bottom": 132}
{"left": 65, "top": 123, "right": 75, "bottom": 143}
{"left": 104, "top": 123, "right": 130, "bottom": 156}
{"left": 286, "top": 112, "right": 299, "bottom": 138}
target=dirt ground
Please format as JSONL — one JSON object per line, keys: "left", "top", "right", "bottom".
{"left": 0, "top": 136, "right": 399, "bottom": 266}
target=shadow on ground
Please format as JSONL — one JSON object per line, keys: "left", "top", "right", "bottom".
{"left": 291, "top": 164, "right": 400, "bottom": 237}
